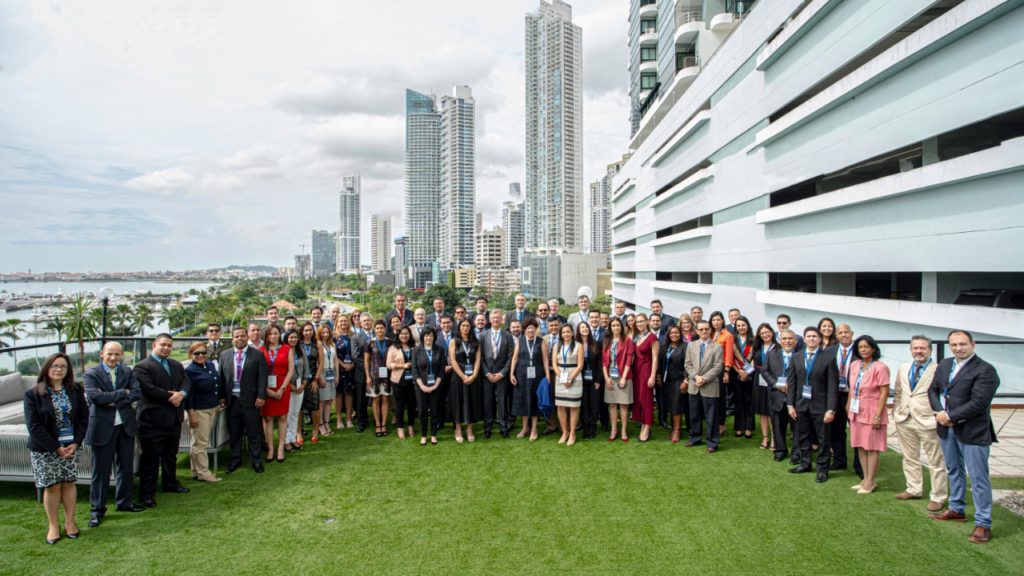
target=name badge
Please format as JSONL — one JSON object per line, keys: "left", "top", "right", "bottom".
{"left": 583, "top": 369, "right": 593, "bottom": 381}
{"left": 850, "top": 398, "right": 861, "bottom": 414}
{"left": 839, "top": 375, "right": 849, "bottom": 392}
{"left": 58, "top": 426, "right": 75, "bottom": 445}
{"left": 527, "top": 366, "right": 536, "bottom": 379}
{"left": 268, "top": 375, "right": 277, "bottom": 389}
{"left": 378, "top": 367, "right": 388, "bottom": 379}
{"left": 774, "top": 379, "right": 786, "bottom": 390}
{"left": 232, "top": 382, "right": 241, "bottom": 396}
{"left": 559, "top": 372, "right": 569, "bottom": 385}
{"left": 940, "top": 396, "right": 946, "bottom": 410}
{"left": 758, "top": 375, "right": 769, "bottom": 388}
{"left": 801, "top": 384, "right": 812, "bottom": 400}
{"left": 464, "top": 364, "right": 474, "bottom": 376}
{"left": 325, "top": 368, "right": 336, "bottom": 384}
{"left": 610, "top": 366, "right": 620, "bottom": 379}
{"left": 404, "top": 370, "right": 413, "bottom": 380}
{"left": 427, "top": 376, "right": 436, "bottom": 386}
{"left": 344, "top": 356, "right": 353, "bottom": 364}
{"left": 742, "top": 363, "right": 755, "bottom": 375}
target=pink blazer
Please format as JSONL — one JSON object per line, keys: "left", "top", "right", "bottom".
{"left": 848, "top": 359, "right": 891, "bottom": 425}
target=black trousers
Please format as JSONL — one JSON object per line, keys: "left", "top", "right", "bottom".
{"left": 769, "top": 406, "right": 791, "bottom": 459}
{"left": 393, "top": 383, "right": 416, "bottom": 428}
{"left": 830, "top": 391, "right": 863, "bottom": 473}
{"left": 227, "top": 400, "right": 263, "bottom": 468}
{"left": 482, "top": 376, "right": 509, "bottom": 433}
{"left": 732, "top": 378, "right": 754, "bottom": 432}
{"left": 353, "top": 374, "right": 369, "bottom": 427}
{"left": 414, "top": 387, "right": 443, "bottom": 437}
{"left": 688, "top": 395, "right": 720, "bottom": 448}
{"left": 796, "top": 410, "right": 831, "bottom": 470}
{"left": 89, "top": 425, "right": 135, "bottom": 513}
{"left": 580, "top": 378, "right": 602, "bottom": 435}
{"left": 138, "top": 423, "right": 181, "bottom": 501}
{"left": 656, "top": 381, "right": 670, "bottom": 425}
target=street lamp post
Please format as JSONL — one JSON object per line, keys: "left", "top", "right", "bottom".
{"left": 97, "top": 287, "right": 115, "bottom": 347}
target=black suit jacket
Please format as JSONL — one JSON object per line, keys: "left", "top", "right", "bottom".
{"left": 426, "top": 311, "right": 447, "bottom": 330}
{"left": 385, "top": 308, "right": 414, "bottom": 328}
{"left": 762, "top": 347, "right": 792, "bottom": 412}
{"left": 83, "top": 363, "right": 140, "bottom": 446}
{"left": 134, "top": 356, "right": 191, "bottom": 435}
{"left": 504, "top": 309, "right": 534, "bottom": 329}
{"left": 24, "top": 385, "right": 89, "bottom": 453}
{"left": 480, "top": 329, "right": 513, "bottom": 378}
{"left": 786, "top": 348, "right": 838, "bottom": 415}
{"left": 411, "top": 344, "right": 446, "bottom": 385}
{"left": 661, "top": 341, "right": 687, "bottom": 384}
{"left": 928, "top": 355, "right": 1000, "bottom": 445}
{"left": 219, "top": 347, "right": 269, "bottom": 410}
{"left": 660, "top": 314, "right": 677, "bottom": 329}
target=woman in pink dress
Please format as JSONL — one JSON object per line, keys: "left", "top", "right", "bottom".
{"left": 631, "top": 313, "right": 660, "bottom": 442}
{"left": 846, "top": 335, "right": 890, "bottom": 494}
{"left": 260, "top": 325, "right": 295, "bottom": 463}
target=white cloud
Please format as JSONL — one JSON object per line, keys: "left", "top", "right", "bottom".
{"left": 126, "top": 167, "right": 195, "bottom": 192}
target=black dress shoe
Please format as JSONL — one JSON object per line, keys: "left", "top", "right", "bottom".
{"left": 789, "top": 465, "right": 812, "bottom": 474}
{"left": 773, "top": 454, "right": 786, "bottom": 462}
{"left": 142, "top": 499, "right": 157, "bottom": 508}
{"left": 163, "top": 485, "right": 190, "bottom": 494}
{"left": 226, "top": 462, "right": 240, "bottom": 473}
{"left": 816, "top": 470, "right": 829, "bottom": 483}
{"left": 88, "top": 514, "right": 102, "bottom": 528}
{"left": 500, "top": 430, "right": 510, "bottom": 438}
{"left": 357, "top": 424, "right": 366, "bottom": 433}
{"left": 483, "top": 430, "right": 492, "bottom": 439}
{"left": 253, "top": 463, "right": 265, "bottom": 473}
{"left": 116, "top": 503, "right": 146, "bottom": 513}
{"left": 830, "top": 463, "right": 848, "bottom": 471}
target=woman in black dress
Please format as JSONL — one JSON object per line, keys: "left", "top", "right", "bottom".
{"left": 297, "top": 322, "right": 321, "bottom": 443}
{"left": 661, "top": 325, "right": 688, "bottom": 443}
{"left": 449, "top": 319, "right": 482, "bottom": 443}
{"left": 577, "top": 321, "right": 604, "bottom": 440}
{"left": 511, "top": 319, "right": 549, "bottom": 441}
{"left": 412, "top": 327, "right": 446, "bottom": 445}
{"left": 751, "top": 322, "right": 779, "bottom": 450}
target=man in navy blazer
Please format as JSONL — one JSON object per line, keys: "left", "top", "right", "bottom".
{"left": 927, "top": 330, "right": 1000, "bottom": 544}
{"left": 480, "top": 310, "right": 514, "bottom": 438}
{"left": 219, "top": 326, "right": 269, "bottom": 473}
{"left": 786, "top": 327, "right": 838, "bottom": 483}
{"left": 83, "top": 343, "right": 144, "bottom": 527}
{"left": 134, "top": 334, "right": 191, "bottom": 507}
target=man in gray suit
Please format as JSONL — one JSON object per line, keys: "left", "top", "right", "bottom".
{"left": 684, "top": 321, "right": 724, "bottom": 453}
{"left": 83, "top": 342, "right": 144, "bottom": 528}
{"left": 480, "top": 310, "right": 513, "bottom": 438}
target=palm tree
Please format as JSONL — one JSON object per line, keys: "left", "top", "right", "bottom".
{"left": 63, "top": 293, "right": 98, "bottom": 373}
{"left": 111, "top": 303, "right": 133, "bottom": 336}
{"left": 45, "top": 315, "right": 66, "bottom": 342}
{"left": 133, "top": 304, "right": 155, "bottom": 337}
{"left": 0, "top": 318, "right": 23, "bottom": 368}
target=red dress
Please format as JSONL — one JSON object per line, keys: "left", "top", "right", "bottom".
{"left": 260, "top": 344, "right": 292, "bottom": 417}
{"left": 631, "top": 332, "right": 656, "bottom": 425}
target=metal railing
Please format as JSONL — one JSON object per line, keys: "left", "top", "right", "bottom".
{"left": 677, "top": 55, "right": 700, "bottom": 71}
{"left": 678, "top": 10, "right": 703, "bottom": 25}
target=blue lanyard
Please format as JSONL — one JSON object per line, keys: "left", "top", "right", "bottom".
{"left": 909, "top": 360, "right": 930, "bottom": 389}
{"left": 804, "top": 349, "right": 819, "bottom": 386}
{"left": 611, "top": 341, "right": 618, "bottom": 366}
{"left": 425, "top": 348, "right": 434, "bottom": 377}
{"left": 760, "top": 344, "right": 773, "bottom": 367}
{"left": 376, "top": 339, "right": 387, "bottom": 362}
{"left": 781, "top": 352, "right": 792, "bottom": 376}
{"left": 561, "top": 342, "right": 573, "bottom": 367}
{"left": 525, "top": 338, "right": 536, "bottom": 366}
{"left": 854, "top": 361, "right": 872, "bottom": 398}
{"left": 268, "top": 347, "right": 279, "bottom": 366}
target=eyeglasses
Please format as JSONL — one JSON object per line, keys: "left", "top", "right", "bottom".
{"left": 208, "top": 329, "right": 221, "bottom": 333}
{"left": 193, "top": 351, "right": 208, "bottom": 356}
{"left": 50, "top": 365, "right": 68, "bottom": 371}
{"left": 696, "top": 328, "right": 710, "bottom": 332}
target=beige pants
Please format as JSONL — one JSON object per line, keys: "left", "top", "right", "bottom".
{"left": 189, "top": 407, "right": 219, "bottom": 478}
{"left": 895, "top": 418, "right": 948, "bottom": 503}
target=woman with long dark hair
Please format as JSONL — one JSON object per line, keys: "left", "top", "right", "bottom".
{"left": 751, "top": 322, "right": 778, "bottom": 450}
{"left": 387, "top": 326, "right": 417, "bottom": 440}
{"left": 661, "top": 325, "right": 688, "bottom": 444}
{"left": 602, "top": 317, "right": 635, "bottom": 442}
{"left": 731, "top": 316, "right": 756, "bottom": 439}
{"left": 818, "top": 317, "right": 838, "bottom": 349}
{"left": 449, "top": 318, "right": 482, "bottom": 443}
{"left": 365, "top": 319, "right": 392, "bottom": 437}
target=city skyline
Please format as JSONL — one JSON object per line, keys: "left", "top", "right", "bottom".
{"left": 0, "top": 1, "right": 628, "bottom": 273}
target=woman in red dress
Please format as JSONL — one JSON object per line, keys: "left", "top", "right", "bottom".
{"left": 631, "top": 313, "right": 660, "bottom": 442}
{"left": 260, "top": 325, "right": 295, "bottom": 463}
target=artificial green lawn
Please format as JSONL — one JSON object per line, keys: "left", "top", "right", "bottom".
{"left": 1, "top": 419, "right": 1021, "bottom": 575}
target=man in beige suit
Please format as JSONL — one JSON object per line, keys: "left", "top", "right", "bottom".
{"left": 893, "top": 335, "right": 948, "bottom": 512}
{"left": 684, "top": 320, "right": 724, "bottom": 453}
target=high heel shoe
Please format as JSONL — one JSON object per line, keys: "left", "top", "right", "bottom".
{"left": 65, "top": 530, "right": 79, "bottom": 540}
{"left": 46, "top": 534, "right": 60, "bottom": 545}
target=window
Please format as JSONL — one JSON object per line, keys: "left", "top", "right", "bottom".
{"left": 641, "top": 47, "right": 656, "bottom": 62}
{"left": 640, "top": 19, "right": 656, "bottom": 33}
{"left": 769, "top": 273, "right": 816, "bottom": 293}
{"left": 640, "top": 74, "right": 658, "bottom": 90}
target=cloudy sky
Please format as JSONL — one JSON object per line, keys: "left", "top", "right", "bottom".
{"left": 0, "top": 0, "right": 629, "bottom": 273}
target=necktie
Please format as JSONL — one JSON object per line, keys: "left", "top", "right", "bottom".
{"left": 236, "top": 350, "right": 244, "bottom": 381}
{"left": 700, "top": 342, "right": 706, "bottom": 363}
{"left": 910, "top": 364, "right": 922, "bottom": 391}
{"left": 160, "top": 358, "right": 170, "bottom": 375}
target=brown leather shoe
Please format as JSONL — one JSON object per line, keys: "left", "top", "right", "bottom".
{"left": 968, "top": 526, "right": 991, "bottom": 544}
{"left": 895, "top": 492, "right": 922, "bottom": 501}
{"left": 929, "top": 509, "right": 967, "bottom": 522}
{"left": 926, "top": 500, "right": 944, "bottom": 512}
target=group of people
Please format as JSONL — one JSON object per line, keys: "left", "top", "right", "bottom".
{"left": 23, "top": 293, "right": 1001, "bottom": 545}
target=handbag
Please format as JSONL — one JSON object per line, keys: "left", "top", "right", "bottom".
{"left": 536, "top": 377, "right": 553, "bottom": 417}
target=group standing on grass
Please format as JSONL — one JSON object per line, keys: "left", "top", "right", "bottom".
{"left": 23, "top": 294, "right": 1000, "bottom": 545}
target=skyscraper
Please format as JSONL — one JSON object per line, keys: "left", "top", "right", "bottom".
{"left": 405, "top": 89, "right": 441, "bottom": 287}
{"left": 509, "top": 181, "right": 522, "bottom": 199}
{"left": 393, "top": 236, "right": 410, "bottom": 288}
{"left": 525, "top": 0, "right": 583, "bottom": 251}
{"left": 475, "top": 226, "right": 506, "bottom": 269}
{"left": 370, "top": 214, "right": 392, "bottom": 272}
{"left": 337, "top": 175, "right": 360, "bottom": 273}
{"left": 439, "top": 86, "right": 476, "bottom": 269}
{"left": 311, "top": 230, "right": 337, "bottom": 278}
{"left": 502, "top": 199, "right": 524, "bottom": 267}
{"left": 589, "top": 155, "right": 626, "bottom": 254}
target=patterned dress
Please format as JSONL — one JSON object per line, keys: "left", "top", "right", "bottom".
{"left": 30, "top": 388, "right": 80, "bottom": 489}
{"left": 336, "top": 335, "right": 356, "bottom": 393}
{"left": 554, "top": 341, "right": 583, "bottom": 408}
{"left": 300, "top": 341, "right": 320, "bottom": 412}
{"left": 366, "top": 337, "right": 393, "bottom": 397}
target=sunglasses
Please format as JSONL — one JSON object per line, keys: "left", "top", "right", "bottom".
{"left": 193, "top": 351, "right": 208, "bottom": 356}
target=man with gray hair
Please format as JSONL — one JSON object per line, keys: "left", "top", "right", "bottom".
{"left": 548, "top": 299, "right": 567, "bottom": 324}
{"left": 893, "top": 335, "right": 947, "bottom": 512}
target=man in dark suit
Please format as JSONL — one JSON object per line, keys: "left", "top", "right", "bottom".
{"left": 352, "top": 314, "right": 372, "bottom": 432}
{"left": 650, "top": 299, "right": 676, "bottom": 329}
{"left": 830, "top": 323, "right": 863, "bottom": 477}
{"left": 480, "top": 310, "right": 513, "bottom": 438}
{"left": 83, "top": 342, "right": 144, "bottom": 527}
{"left": 504, "top": 293, "right": 534, "bottom": 329}
{"left": 927, "top": 330, "right": 1000, "bottom": 544}
{"left": 133, "top": 334, "right": 191, "bottom": 507}
{"left": 426, "top": 297, "right": 447, "bottom": 330}
{"left": 384, "top": 294, "right": 414, "bottom": 328}
{"left": 548, "top": 299, "right": 568, "bottom": 324}
{"left": 649, "top": 313, "right": 671, "bottom": 430}
{"left": 786, "top": 327, "right": 838, "bottom": 483}
{"left": 762, "top": 330, "right": 797, "bottom": 462}
{"left": 219, "top": 326, "right": 269, "bottom": 473}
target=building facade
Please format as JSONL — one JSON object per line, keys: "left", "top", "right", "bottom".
{"left": 525, "top": 0, "right": 583, "bottom": 251}
{"left": 404, "top": 89, "right": 441, "bottom": 287}
{"left": 614, "top": 0, "right": 1024, "bottom": 392}
{"left": 336, "top": 174, "right": 361, "bottom": 273}
{"left": 475, "top": 226, "right": 506, "bottom": 270}
{"left": 311, "top": 229, "right": 336, "bottom": 278}
{"left": 294, "top": 254, "right": 311, "bottom": 280}
{"left": 392, "top": 235, "right": 410, "bottom": 288}
{"left": 439, "top": 86, "right": 477, "bottom": 269}
{"left": 502, "top": 199, "right": 525, "bottom": 268}
{"left": 370, "top": 214, "right": 392, "bottom": 272}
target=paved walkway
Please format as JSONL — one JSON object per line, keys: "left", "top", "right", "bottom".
{"left": 887, "top": 408, "right": 1024, "bottom": 477}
